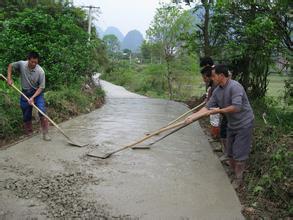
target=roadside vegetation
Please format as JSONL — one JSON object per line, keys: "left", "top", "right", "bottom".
{"left": 0, "top": 1, "right": 108, "bottom": 145}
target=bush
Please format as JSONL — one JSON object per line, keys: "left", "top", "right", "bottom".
{"left": 245, "top": 97, "right": 293, "bottom": 217}
{"left": 0, "top": 80, "right": 23, "bottom": 139}
{"left": 46, "top": 81, "right": 105, "bottom": 123}
{"left": 0, "top": 4, "right": 106, "bottom": 89}
{"left": 0, "top": 2, "right": 107, "bottom": 144}
{"left": 284, "top": 78, "right": 293, "bottom": 105}
{"left": 0, "top": 78, "right": 105, "bottom": 142}
{"left": 102, "top": 60, "right": 204, "bottom": 99}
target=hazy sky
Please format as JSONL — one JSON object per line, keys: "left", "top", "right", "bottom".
{"left": 73, "top": 0, "right": 170, "bottom": 37}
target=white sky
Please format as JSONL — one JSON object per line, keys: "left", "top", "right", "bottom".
{"left": 73, "top": 0, "right": 171, "bottom": 37}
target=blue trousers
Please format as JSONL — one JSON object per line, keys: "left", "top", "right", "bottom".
{"left": 20, "top": 89, "right": 46, "bottom": 122}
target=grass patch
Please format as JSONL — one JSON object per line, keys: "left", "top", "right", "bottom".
{"left": 102, "top": 57, "right": 205, "bottom": 100}
{"left": 46, "top": 82, "right": 104, "bottom": 123}
{"left": 0, "top": 78, "right": 105, "bottom": 146}
{"left": 267, "top": 73, "right": 290, "bottom": 98}
{"left": 242, "top": 98, "right": 293, "bottom": 218}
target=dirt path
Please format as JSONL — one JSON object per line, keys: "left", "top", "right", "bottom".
{"left": 0, "top": 76, "right": 244, "bottom": 219}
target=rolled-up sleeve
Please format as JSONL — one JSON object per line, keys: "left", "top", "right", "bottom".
{"left": 231, "top": 84, "right": 243, "bottom": 110}
{"left": 38, "top": 71, "right": 45, "bottom": 89}
{"left": 11, "top": 61, "right": 22, "bottom": 72}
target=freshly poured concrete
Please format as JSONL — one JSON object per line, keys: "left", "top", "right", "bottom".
{"left": 0, "top": 78, "right": 244, "bottom": 219}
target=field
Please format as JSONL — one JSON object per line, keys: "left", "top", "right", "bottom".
{"left": 267, "top": 73, "right": 290, "bottom": 98}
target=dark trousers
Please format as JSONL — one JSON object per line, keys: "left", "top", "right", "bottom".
{"left": 20, "top": 89, "right": 46, "bottom": 122}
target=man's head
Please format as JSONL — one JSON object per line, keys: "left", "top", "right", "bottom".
{"left": 211, "top": 64, "right": 229, "bottom": 85}
{"left": 27, "top": 51, "right": 40, "bottom": 69}
{"left": 200, "top": 57, "right": 214, "bottom": 67}
{"left": 201, "top": 66, "right": 212, "bottom": 84}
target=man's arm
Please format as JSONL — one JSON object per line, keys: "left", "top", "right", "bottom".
{"left": 7, "top": 61, "right": 22, "bottom": 86}
{"left": 209, "top": 105, "right": 240, "bottom": 115}
{"left": 185, "top": 104, "right": 240, "bottom": 125}
{"left": 28, "top": 87, "right": 43, "bottom": 106}
{"left": 7, "top": 64, "right": 13, "bottom": 86}
{"left": 208, "top": 83, "right": 244, "bottom": 115}
{"left": 28, "top": 70, "right": 45, "bottom": 106}
{"left": 185, "top": 107, "right": 211, "bottom": 124}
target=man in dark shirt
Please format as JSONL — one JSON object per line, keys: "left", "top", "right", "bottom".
{"left": 186, "top": 64, "right": 254, "bottom": 188}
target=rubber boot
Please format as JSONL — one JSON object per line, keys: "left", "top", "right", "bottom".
{"left": 40, "top": 117, "right": 51, "bottom": 141}
{"left": 229, "top": 158, "right": 235, "bottom": 171}
{"left": 232, "top": 161, "right": 246, "bottom": 189}
{"left": 210, "top": 126, "right": 220, "bottom": 139}
{"left": 225, "top": 158, "right": 235, "bottom": 177}
{"left": 24, "top": 121, "right": 33, "bottom": 136}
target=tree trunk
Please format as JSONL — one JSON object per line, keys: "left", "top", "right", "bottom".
{"left": 202, "top": 0, "right": 212, "bottom": 56}
{"left": 166, "top": 59, "right": 173, "bottom": 100}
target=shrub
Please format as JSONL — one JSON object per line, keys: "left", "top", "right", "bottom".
{"left": 245, "top": 98, "right": 293, "bottom": 217}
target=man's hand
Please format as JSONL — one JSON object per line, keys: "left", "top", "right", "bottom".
{"left": 28, "top": 97, "right": 34, "bottom": 106}
{"left": 185, "top": 106, "right": 212, "bottom": 125}
{"left": 7, "top": 78, "right": 13, "bottom": 86}
{"left": 184, "top": 115, "right": 194, "bottom": 124}
{"left": 208, "top": 108, "right": 220, "bottom": 115}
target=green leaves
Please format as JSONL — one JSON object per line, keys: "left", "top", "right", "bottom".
{"left": 0, "top": 2, "right": 108, "bottom": 140}
{"left": 146, "top": 3, "right": 194, "bottom": 99}
{"left": 0, "top": 4, "right": 106, "bottom": 89}
{"left": 147, "top": 4, "right": 193, "bottom": 57}
{"left": 103, "top": 34, "right": 120, "bottom": 56}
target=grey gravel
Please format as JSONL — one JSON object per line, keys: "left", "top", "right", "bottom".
{"left": 2, "top": 170, "right": 137, "bottom": 219}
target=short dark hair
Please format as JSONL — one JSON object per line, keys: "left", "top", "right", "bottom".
{"left": 200, "top": 57, "right": 214, "bottom": 67}
{"left": 27, "top": 51, "right": 40, "bottom": 60}
{"left": 214, "top": 64, "right": 229, "bottom": 77}
{"left": 200, "top": 66, "right": 212, "bottom": 77}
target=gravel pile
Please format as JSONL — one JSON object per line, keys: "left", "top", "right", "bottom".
{"left": 2, "top": 171, "right": 136, "bottom": 219}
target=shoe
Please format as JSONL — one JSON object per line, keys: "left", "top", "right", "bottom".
{"left": 24, "top": 121, "right": 33, "bottom": 136}
{"left": 43, "top": 133, "right": 51, "bottom": 141}
{"left": 219, "top": 154, "right": 229, "bottom": 162}
{"left": 232, "top": 178, "right": 243, "bottom": 189}
{"left": 213, "top": 145, "right": 222, "bottom": 152}
{"left": 232, "top": 161, "right": 246, "bottom": 189}
{"left": 40, "top": 117, "right": 51, "bottom": 141}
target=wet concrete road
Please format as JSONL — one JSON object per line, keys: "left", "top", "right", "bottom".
{"left": 0, "top": 77, "right": 244, "bottom": 219}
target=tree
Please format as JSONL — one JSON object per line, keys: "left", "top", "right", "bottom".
{"left": 103, "top": 34, "right": 120, "bottom": 55}
{"left": 140, "top": 41, "right": 151, "bottom": 62}
{"left": 174, "top": 0, "right": 216, "bottom": 57}
{"left": 177, "top": 0, "right": 291, "bottom": 98}
{"left": 140, "top": 40, "right": 163, "bottom": 64}
{"left": 210, "top": 0, "right": 291, "bottom": 98}
{"left": 147, "top": 3, "right": 193, "bottom": 99}
{"left": 0, "top": 3, "right": 107, "bottom": 88}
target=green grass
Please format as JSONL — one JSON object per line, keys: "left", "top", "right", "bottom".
{"left": 0, "top": 78, "right": 105, "bottom": 143}
{"left": 102, "top": 56, "right": 206, "bottom": 100}
{"left": 193, "top": 73, "right": 290, "bottom": 99}
{"left": 267, "top": 73, "right": 290, "bottom": 98}
{"left": 171, "top": 72, "right": 206, "bottom": 100}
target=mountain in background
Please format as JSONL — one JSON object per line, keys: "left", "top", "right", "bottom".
{"left": 122, "top": 30, "right": 144, "bottom": 52}
{"left": 103, "top": 26, "right": 124, "bottom": 42}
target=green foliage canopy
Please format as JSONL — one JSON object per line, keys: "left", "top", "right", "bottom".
{"left": 0, "top": 3, "right": 107, "bottom": 90}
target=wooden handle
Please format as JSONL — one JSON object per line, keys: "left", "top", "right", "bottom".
{"left": 167, "top": 101, "right": 206, "bottom": 126}
{"left": 110, "top": 120, "right": 186, "bottom": 156}
{"left": 145, "top": 101, "right": 206, "bottom": 136}
{"left": 0, "top": 74, "right": 72, "bottom": 141}
{"left": 149, "top": 123, "right": 189, "bottom": 146}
